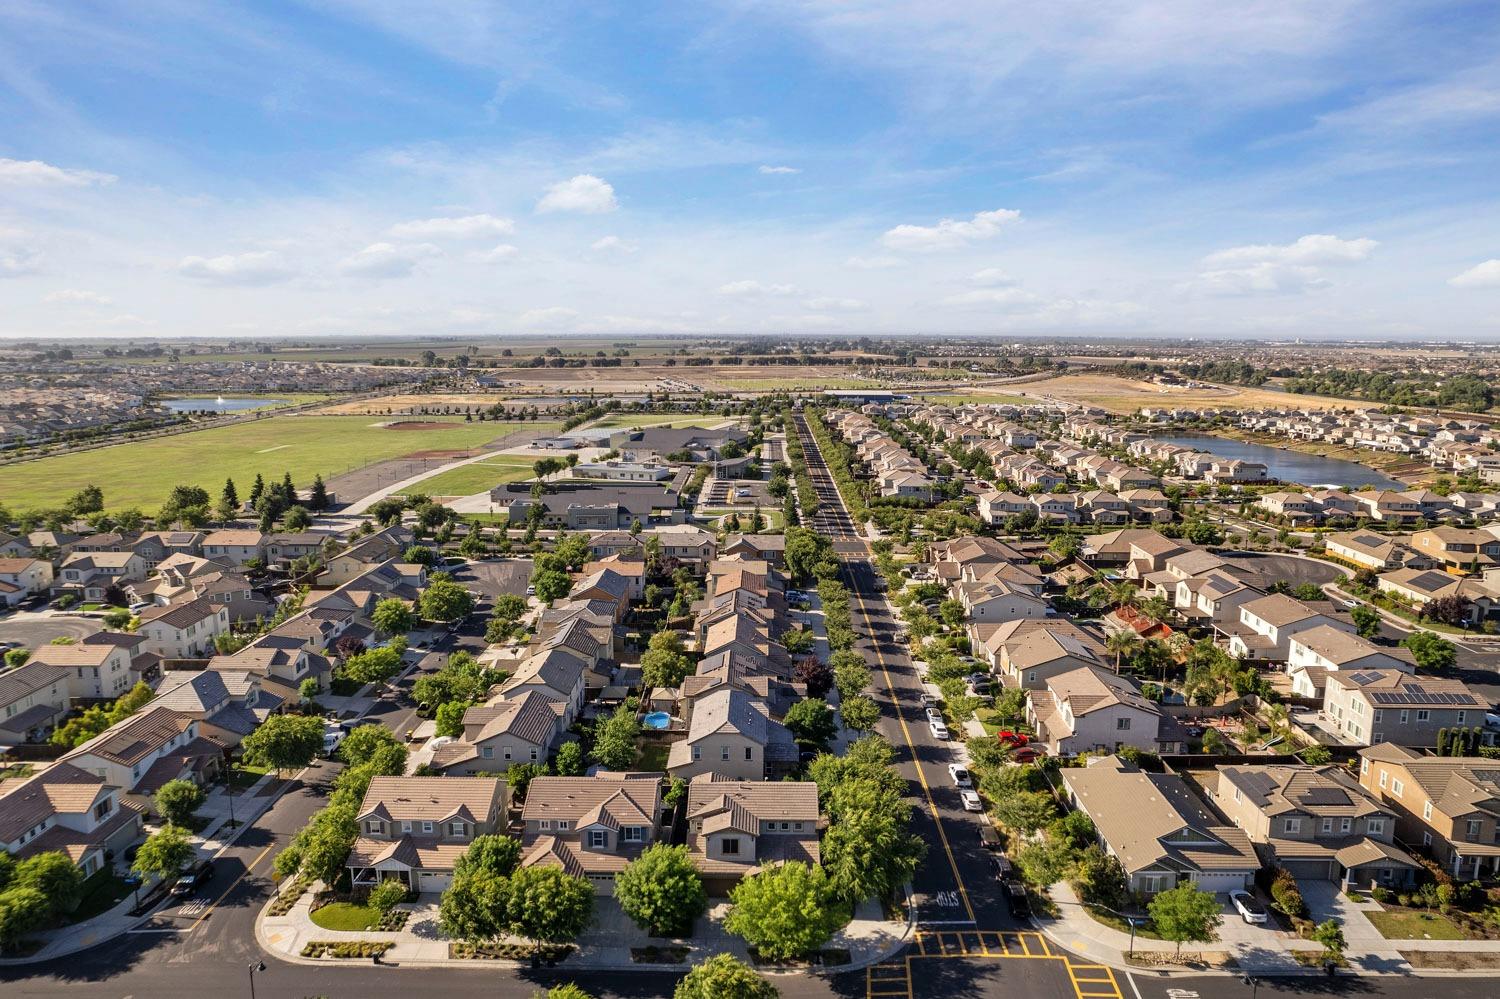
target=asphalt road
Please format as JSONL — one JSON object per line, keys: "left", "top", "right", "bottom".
{"left": 0, "top": 612, "right": 103, "bottom": 648}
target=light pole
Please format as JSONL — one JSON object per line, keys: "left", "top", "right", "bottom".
{"left": 1092, "top": 903, "right": 1141, "bottom": 957}
{"left": 248, "top": 960, "right": 265, "bottom": 999}
{"left": 1242, "top": 975, "right": 1259, "bottom": 999}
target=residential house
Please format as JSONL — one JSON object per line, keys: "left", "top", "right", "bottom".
{"left": 429, "top": 691, "right": 562, "bottom": 775}
{"left": 0, "top": 557, "right": 53, "bottom": 607}
{"left": 1324, "top": 670, "right": 1488, "bottom": 747}
{"left": 0, "top": 661, "right": 72, "bottom": 746}
{"left": 346, "top": 776, "right": 507, "bottom": 894}
{"left": 136, "top": 598, "right": 230, "bottom": 659}
{"left": 0, "top": 762, "right": 145, "bottom": 877}
{"left": 1026, "top": 665, "right": 1181, "bottom": 756}
{"left": 1222, "top": 594, "right": 1353, "bottom": 663}
{"left": 684, "top": 775, "right": 821, "bottom": 893}
{"left": 1286, "top": 626, "right": 1411, "bottom": 699}
{"left": 666, "top": 687, "right": 798, "bottom": 782}
{"left": 61, "top": 706, "right": 222, "bottom": 808}
{"left": 1215, "top": 764, "right": 1418, "bottom": 888}
{"left": 1324, "top": 532, "right": 1432, "bottom": 572}
{"left": 57, "top": 550, "right": 146, "bottom": 602}
{"left": 26, "top": 642, "right": 135, "bottom": 699}
{"left": 520, "top": 774, "right": 665, "bottom": 894}
{"left": 200, "top": 530, "right": 267, "bottom": 566}
{"left": 1061, "top": 755, "right": 1259, "bottom": 896}
{"left": 1358, "top": 744, "right": 1500, "bottom": 880}
{"left": 1410, "top": 527, "right": 1500, "bottom": 574}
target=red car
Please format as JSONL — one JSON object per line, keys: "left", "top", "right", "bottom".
{"left": 996, "top": 730, "right": 1030, "bottom": 747}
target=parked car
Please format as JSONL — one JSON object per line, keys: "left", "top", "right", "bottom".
{"left": 925, "top": 706, "right": 944, "bottom": 724}
{"left": 959, "top": 789, "right": 983, "bottom": 812}
{"left": 978, "top": 825, "right": 1003, "bottom": 851}
{"left": 1004, "top": 879, "right": 1031, "bottom": 918}
{"left": 170, "top": 861, "right": 215, "bottom": 897}
{"left": 990, "top": 854, "right": 1013, "bottom": 879}
{"left": 1229, "top": 890, "right": 1268, "bottom": 924}
{"left": 929, "top": 718, "right": 950, "bottom": 740}
{"left": 919, "top": 692, "right": 940, "bottom": 709}
{"left": 947, "top": 763, "right": 973, "bottom": 788}
{"left": 321, "top": 722, "right": 346, "bottom": 757}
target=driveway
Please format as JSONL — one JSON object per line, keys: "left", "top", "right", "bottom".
{"left": 1297, "top": 878, "right": 1407, "bottom": 971}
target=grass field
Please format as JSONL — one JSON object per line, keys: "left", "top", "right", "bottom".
{"left": 1022, "top": 373, "right": 1368, "bottom": 414}
{"left": 711, "top": 375, "right": 877, "bottom": 391}
{"left": 917, "top": 391, "right": 1034, "bottom": 405}
{"left": 0, "top": 416, "right": 547, "bottom": 512}
{"left": 398, "top": 459, "right": 536, "bottom": 496}
{"left": 1365, "top": 908, "right": 1470, "bottom": 940}
{"left": 316, "top": 394, "right": 541, "bottom": 415}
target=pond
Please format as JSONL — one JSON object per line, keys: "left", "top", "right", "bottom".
{"left": 158, "top": 396, "right": 287, "bottom": 412}
{"left": 1152, "top": 432, "right": 1406, "bottom": 490}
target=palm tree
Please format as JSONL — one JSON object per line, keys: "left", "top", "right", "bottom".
{"left": 1105, "top": 628, "right": 1142, "bottom": 671}
{"left": 1138, "top": 595, "right": 1173, "bottom": 625}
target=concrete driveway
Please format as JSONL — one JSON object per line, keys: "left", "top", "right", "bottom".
{"left": 1297, "top": 878, "right": 1407, "bottom": 970}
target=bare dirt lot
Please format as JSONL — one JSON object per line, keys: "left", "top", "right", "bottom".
{"left": 1018, "top": 372, "right": 1367, "bottom": 414}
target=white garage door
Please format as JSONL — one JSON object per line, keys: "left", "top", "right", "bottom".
{"left": 416, "top": 871, "right": 452, "bottom": 893}
{"left": 1190, "top": 872, "right": 1248, "bottom": 895}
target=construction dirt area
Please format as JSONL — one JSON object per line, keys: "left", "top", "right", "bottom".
{"left": 1017, "top": 372, "right": 1372, "bottom": 414}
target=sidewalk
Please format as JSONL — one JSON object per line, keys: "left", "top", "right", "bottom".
{"left": 258, "top": 888, "right": 911, "bottom": 974}
{"left": 0, "top": 772, "right": 287, "bottom": 966}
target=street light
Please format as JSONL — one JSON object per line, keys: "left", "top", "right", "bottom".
{"left": 1091, "top": 902, "right": 1142, "bottom": 957}
{"left": 1242, "top": 975, "right": 1259, "bottom": 999}
{"left": 248, "top": 960, "right": 265, "bottom": 999}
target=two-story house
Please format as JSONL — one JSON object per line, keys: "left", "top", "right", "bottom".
{"left": 0, "top": 762, "right": 145, "bottom": 877}
{"left": 0, "top": 661, "right": 73, "bottom": 745}
{"left": 1285, "top": 625, "right": 1411, "bottom": 699}
{"left": 1359, "top": 744, "right": 1500, "bottom": 880}
{"left": 200, "top": 530, "right": 266, "bottom": 566}
{"left": 684, "top": 774, "right": 821, "bottom": 894}
{"left": 666, "top": 687, "right": 798, "bottom": 782}
{"left": 136, "top": 598, "right": 231, "bottom": 659}
{"left": 1323, "top": 670, "right": 1488, "bottom": 747}
{"left": 0, "top": 557, "right": 54, "bottom": 606}
{"left": 519, "top": 774, "right": 665, "bottom": 894}
{"left": 346, "top": 776, "right": 507, "bottom": 894}
{"left": 1222, "top": 593, "right": 1353, "bottom": 663}
{"left": 1217, "top": 763, "right": 1418, "bottom": 888}
{"left": 57, "top": 550, "right": 147, "bottom": 602}
{"left": 61, "top": 706, "right": 222, "bottom": 809}
{"left": 1027, "top": 665, "right": 1181, "bottom": 756}
{"left": 27, "top": 642, "right": 135, "bottom": 699}
{"left": 429, "top": 691, "right": 561, "bottom": 775}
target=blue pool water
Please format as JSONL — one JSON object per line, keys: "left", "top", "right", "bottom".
{"left": 642, "top": 712, "right": 672, "bottom": 730}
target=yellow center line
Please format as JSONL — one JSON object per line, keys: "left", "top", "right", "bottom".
{"left": 847, "top": 560, "right": 978, "bottom": 925}
{"left": 190, "top": 841, "right": 276, "bottom": 929}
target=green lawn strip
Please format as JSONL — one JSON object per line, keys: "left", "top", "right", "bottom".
{"left": 634, "top": 742, "right": 671, "bottom": 772}
{"left": 0, "top": 416, "right": 554, "bottom": 511}
{"left": 1365, "top": 908, "right": 1470, "bottom": 940}
{"left": 309, "top": 901, "right": 382, "bottom": 931}
{"left": 399, "top": 460, "right": 537, "bottom": 497}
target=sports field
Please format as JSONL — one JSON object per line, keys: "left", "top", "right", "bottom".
{"left": 397, "top": 459, "right": 536, "bottom": 497}
{"left": 0, "top": 416, "right": 548, "bottom": 512}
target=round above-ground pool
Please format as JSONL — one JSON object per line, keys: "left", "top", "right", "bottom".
{"left": 642, "top": 711, "right": 672, "bottom": 730}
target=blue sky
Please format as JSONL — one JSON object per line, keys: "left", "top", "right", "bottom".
{"left": 2, "top": 1, "right": 1500, "bottom": 339}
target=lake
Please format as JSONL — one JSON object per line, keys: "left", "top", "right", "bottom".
{"left": 158, "top": 396, "right": 286, "bottom": 413}
{"left": 1151, "top": 432, "right": 1406, "bottom": 490}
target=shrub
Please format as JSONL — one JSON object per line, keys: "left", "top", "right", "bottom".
{"left": 302, "top": 940, "right": 393, "bottom": 959}
{"left": 1370, "top": 885, "right": 1391, "bottom": 904}
{"left": 1270, "top": 871, "right": 1306, "bottom": 919}
{"left": 368, "top": 878, "right": 409, "bottom": 914}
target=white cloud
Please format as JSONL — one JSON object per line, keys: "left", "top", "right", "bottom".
{"left": 0, "top": 246, "right": 40, "bottom": 278}
{"left": 536, "top": 174, "right": 618, "bottom": 214}
{"left": 968, "top": 268, "right": 1017, "bottom": 287}
{"left": 591, "top": 235, "right": 637, "bottom": 254}
{"left": 940, "top": 287, "right": 1042, "bottom": 309}
{"left": 470, "top": 243, "right": 519, "bottom": 264}
{"left": 1449, "top": 260, "right": 1500, "bottom": 289}
{"left": 1204, "top": 233, "right": 1378, "bottom": 267}
{"left": 1193, "top": 263, "right": 1330, "bottom": 296}
{"left": 46, "top": 289, "right": 112, "bottom": 305}
{"left": 517, "top": 306, "right": 579, "bottom": 329}
{"left": 177, "top": 251, "right": 296, "bottom": 286}
{"left": 882, "top": 208, "right": 1021, "bottom": 252}
{"left": 844, "top": 255, "right": 905, "bottom": 269}
{"left": 804, "top": 296, "right": 867, "bottom": 311}
{"left": 758, "top": 164, "right": 801, "bottom": 175}
{"left": 338, "top": 242, "right": 441, "bottom": 279}
{"left": 718, "top": 280, "right": 798, "bottom": 297}
{"left": 0, "top": 157, "right": 116, "bottom": 187}
{"left": 388, "top": 213, "right": 515, "bottom": 239}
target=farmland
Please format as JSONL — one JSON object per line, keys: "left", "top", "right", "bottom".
{"left": 0, "top": 416, "right": 548, "bottom": 512}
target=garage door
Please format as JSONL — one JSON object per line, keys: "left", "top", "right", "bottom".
{"left": 1190, "top": 872, "right": 1249, "bottom": 895}
{"left": 416, "top": 871, "right": 452, "bottom": 893}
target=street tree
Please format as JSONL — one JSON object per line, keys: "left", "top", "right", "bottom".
{"left": 504, "top": 866, "right": 594, "bottom": 942}
{"left": 12, "top": 852, "right": 84, "bottom": 915}
{"left": 342, "top": 645, "right": 403, "bottom": 687}
{"left": 725, "top": 862, "right": 842, "bottom": 960}
{"left": 1402, "top": 630, "right": 1457, "bottom": 670}
{"left": 419, "top": 579, "right": 476, "bottom": 622}
{"left": 132, "top": 825, "right": 195, "bottom": 883}
{"left": 1148, "top": 883, "right": 1222, "bottom": 955}
{"left": 154, "top": 779, "right": 205, "bottom": 828}
{"left": 839, "top": 695, "right": 880, "bottom": 732}
{"left": 614, "top": 844, "right": 708, "bottom": 936}
{"left": 673, "top": 954, "right": 779, "bottom": 999}
{"left": 0, "top": 887, "right": 50, "bottom": 953}
{"left": 241, "top": 714, "right": 324, "bottom": 776}
{"left": 371, "top": 598, "right": 414, "bottom": 637}
{"left": 784, "top": 698, "right": 836, "bottom": 749}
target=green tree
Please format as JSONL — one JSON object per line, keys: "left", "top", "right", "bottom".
{"left": 725, "top": 862, "right": 842, "bottom": 960}
{"left": 241, "top": 714, "right": 324, "bottom": 776}
{"left": 1148, "top": 883, "right": 1222, "bottom": 955}
{"left": 282, "top": 505, "right": 313, "bottom": 530}
{"left": 439, "top": 867, "right": 510, "bottom": 942}
{"left": 493, "top": 593, "right": 528, "bottom": 620}
{"left": 102, "top": 606, "right": 134, "bottom": 630}
{"left": 132, "top": 824, "right": 195, "bottom": 882}
{"left": 554, "top": 741, "right": 585, "bottom": 777}
{"left": 1350, "top": 604, "right": 1382, "bottom": 638}
{"left": 13, "top": 852, "right": 84, "bottom": 915}
{"left": 419, "top": 579, "right": 476, "bottom": 622}
{"left": 1312, "top": 918, "right": 1346, "bottom": 964}
{"left": 674, "top": 954, "right": 779, "bottom": 999}
{"left": 591, "top": 704, "right": 640, "bottom": 770}
{"left": 832, "top": 655, "right": 871, "bottom": 701}
{"left": 308, "top": 474, "right": 330, "bottom": 512}
{"left": 435, "top": 700, "right": 470, "bottom": 737}
{"left": 371, "top": 598, "right": 415, "bottom": 637}
{"left": 531, "top": 567, "right": 572, "bottom": 603}
{"left": 537, "top": 987, "right": 594, "bottom": 999}
{"left": 1402, "top": 630, "right": 1457, "bottom": 671}
{"left": 993, "top": 790, "right": 1058, "bottom": 834}
{"left": 369, "top": 878, "right": 408, "bottom": 914}
{"left": 154, "top": 779, "right": 205, "bottom": 827}
{"left": 504, "top": 866, "right": 594, "bottom": 942}
{"left": 0, "top": 887, "right": 50, "bottom": 953}
{"left": 338, "top": 724, "right": 404, "bottom": 767}
{"left": 821, "top": 781, "right": 924, "bottom": 902}
{"left": 455, "top": 834, "right": 523, "bottom": 880}
{"left": 640, "top": 642, "right": 694, "bottom": 689}
{"left": 839, "top": 695, "right": 880, "bottom": 732}
{"left": 342, "top": 645, "right": 404, "bottom": 687}
{"left": 614, "top": 844, "right": 708, "bottom": 936}
{"left": 1013, "top": 836, "right": 1077, "bottom": 888}
{"left": 784, "top": 698, "right": 836, "bottom": 748}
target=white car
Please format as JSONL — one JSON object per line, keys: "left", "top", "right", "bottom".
{"left": 947, "top": 763, "right": 973, "bottom": 788}
{"left": 1229, "top": 890, "right": 1269, "bottom": 924}
{"left": 959, "top": 789, "right": 983, "bottom": 812}
{"left": 925, "top": 706, "right": 944, "bottom": 724}
{"left": 929, "top": 718, "right": 949, "bottom": 740}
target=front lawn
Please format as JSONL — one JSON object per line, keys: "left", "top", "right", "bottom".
{"left": 69, "top": 869, "right": 135, "bottom": 922}
{"left": 227, "top": 761, "right": 274, "bottom": 789}
{"left": 1366, "top": 908, "right": 1470, "bottom": 940}
{"left": 309, "top": 901, "right": 382, "bottom": 931}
